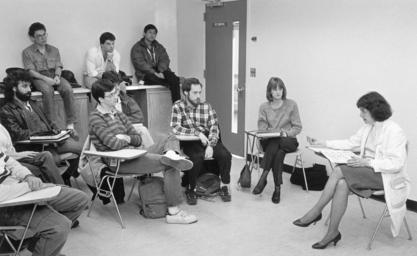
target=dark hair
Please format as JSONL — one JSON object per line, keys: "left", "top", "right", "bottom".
{"left": 266, "top": 77, "right": 287, "bottom": 101}
{"left": 102, "top": 71, "right": 121, "bottom": 84}
{"left": 3, "top": 69, "right": 32, "bottom": 102}
{"left": 28, "top": 22, "right": 46, "bottom": 37}
{"left": 99, "top": 32, "right": 116, "bottom": 44}
{"left": 144, "top": 24, "right": 158, "bottom": 34}
{"left": 356, "top": 91, "right": 392, "bottom": 121}
{"left": 91, "top": 79, "right": 115, "bottom": 103}
{"left": 182, "top": 78, "right": 202, "bottom": 93}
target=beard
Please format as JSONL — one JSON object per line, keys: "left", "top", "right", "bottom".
{"left": 187, "top": 95, "right": 200, "bottom": 107}
{"left": 15, "top": 90, "right": 31, "bottom": 102}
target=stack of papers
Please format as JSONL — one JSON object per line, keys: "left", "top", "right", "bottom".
{"left": 30, "top": 130, "right": 70, "bottom": 142}
{"left": 308, "top": 146, "right": 357, "bottom": 164}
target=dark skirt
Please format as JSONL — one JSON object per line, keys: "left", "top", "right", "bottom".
{"left": 339, "top": 165, "right": 383, "bottom": 198}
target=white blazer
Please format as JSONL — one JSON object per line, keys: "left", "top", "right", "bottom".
{"left": 326, "top": 119, "right": 410, "bottom": 237}
{"left": 85, "top": 46, "right": 120, "bottom": 77}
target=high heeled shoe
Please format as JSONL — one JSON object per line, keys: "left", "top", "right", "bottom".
{"left": 312, "top": 232, "right": 342, "bottom": 249}
{"left": 292, "top": 213, "right": 322, "bottom": 227}
{"left": 252, "top": 176, "right": 267, "bottom": 195}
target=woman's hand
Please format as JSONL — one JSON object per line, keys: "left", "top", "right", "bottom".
{"left": 347, "top": 156, "right": 370, "bottom": 167}
{"left": 307, "top": 136, "right": 326, "bottom": 147}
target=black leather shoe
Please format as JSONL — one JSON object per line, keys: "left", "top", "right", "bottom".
{"left": 292, "top": 213, "right": 323, "bottom": 227}
{"left": 312, "top": 232, "right": 342, "bottom": 249}
{"left": 271, "top": 187, "right": 280, "bottom": 204}
{"left": 219, "top": 186, "right": 231, "bottom": 202}
{"left": 252, "top": 178, "right": 267, "bottom": 195}
{"left": 71, "top": 220, "right": 80, "bottom": 229}
{"left": 185, "top": 189, "right": 197, "bottom": 205}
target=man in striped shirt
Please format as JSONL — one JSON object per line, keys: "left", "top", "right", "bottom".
{"left": 170, "top": 78, "right": 232, "bottom": 205}
{"left": 89, "top": 79, "right": 197, "bottom": 224}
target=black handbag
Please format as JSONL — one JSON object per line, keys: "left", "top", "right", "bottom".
{"left": 290, "top": 164, "right": 329, "bottom": 191}
{"left": 238, "top": 163, "right": 252, "bottom": 188}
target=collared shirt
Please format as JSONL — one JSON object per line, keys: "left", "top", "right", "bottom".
{"left": 170, "top": 100, "right": 219, "bottom": 147}
{"left": 0, "top": 124, "right": 15, "bottom": 155}
{"left": 22, "top": 44, "right": 63, "bottom": 73}
{"left": 85, "top": 46, "right": 120, "bottom": 77}
{"left": 96, "top": 104, "right": 116, "bottom": 119}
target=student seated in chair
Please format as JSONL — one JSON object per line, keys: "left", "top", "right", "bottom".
{"left": 89, "top": 79, "right": 197, "bottom": 224}
{"left": 0, "top": 69, "right": 82, "bottom": 186}
{"left": 22, "top": 22, "right": 77, "bottom": 131}
{"left": 170, "top": 78, "right": 232, "bottom": 205}
{"left": 0, "top": 152, "right": 88, "bottom": 256}
{"left": 253, "top": 77, "right": 302, "bottom": 204}
{"left": 84, "top": 32, "right": 121, "bottom": 89}
{"left": 0, "top": 123, "right": 64, "bottom": 185}
{"left": 130, "top": 24, "right": 181, "bottom": 102}
{"left": 293, "top": 92, "right": 410, "bottom": 249}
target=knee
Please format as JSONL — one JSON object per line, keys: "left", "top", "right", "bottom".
{"left": 59, "top": 79, "right": 73, "bottom": 94}
{"left": 336, "top": 179, "right": 349, "bottom": 191}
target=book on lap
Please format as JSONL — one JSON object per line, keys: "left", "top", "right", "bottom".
{"left": 308, "top": 146, "right": 357, "bottom": 164}
{"left": 30, "top": 130, "right": 70, "bottom": 142}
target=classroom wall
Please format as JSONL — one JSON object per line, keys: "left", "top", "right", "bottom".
{"left": 246, "top": 0, "right": 417, "bottom": 200}
{"left": 0, "top": 0, "right": 178, "bottom": 83}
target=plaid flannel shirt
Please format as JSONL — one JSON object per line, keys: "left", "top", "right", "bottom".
{"left": 170, "top": 100, "right": 219, "bottom": 147}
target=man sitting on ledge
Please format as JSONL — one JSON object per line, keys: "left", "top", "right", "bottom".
{"left": 89, "top": 79, "right": 197, "bottom": 224}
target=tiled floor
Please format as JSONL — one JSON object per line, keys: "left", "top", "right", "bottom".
{"left": 60, "top": 156, "right": 416, "bottom": 256}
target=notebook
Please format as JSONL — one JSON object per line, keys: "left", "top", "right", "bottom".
{"left": 308, "top": 146, "right": 358, "bottom": 164}
{"left": 30, "top": 130, "right": 71, "bottom": 142}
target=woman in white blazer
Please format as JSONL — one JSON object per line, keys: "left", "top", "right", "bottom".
{"left": 293, "top": 91, "right": 410, "bottom": 249}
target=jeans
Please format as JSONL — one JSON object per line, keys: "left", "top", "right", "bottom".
{"left": 1, "top": 187, "right": 88, "bottom": 256}
{"left": 32, "top": 77, "right": 77, "bottom": 125}
{"left": 19, "top": 151, "right": 64, "bottom": 184}
{"left": 180, "top": 140, "right": 232, "bottom": 190}
{"left": 117, "top": 134, "right": 183, "bottom": 206}
{"left": 144, "top": 70, "right": 181, "bottom": 102}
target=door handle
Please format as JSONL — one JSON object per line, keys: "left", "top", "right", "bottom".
{"left": 236, "top": 86, "right": 245, "bottom": 92}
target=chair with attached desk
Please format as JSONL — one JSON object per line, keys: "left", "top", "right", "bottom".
{"left": 81, "top": 135, "right": 147, "bottom": 229}
{"left": 0, "top": 186, "right": 61, "bottom": 256}
{"left": 245, "top": 130, "right": 309, "bottom": 191}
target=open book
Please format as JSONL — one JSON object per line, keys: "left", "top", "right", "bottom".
{"left": 30, "top": 130, "right": 70, "bottom": 142}
{"left": 308, "top": 146, "right": 358, "bottom": 164}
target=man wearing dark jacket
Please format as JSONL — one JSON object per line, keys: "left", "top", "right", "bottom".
{"left": 0, "top": 69, "right": 82, "bottom": 186}
{"left": 130, "top": 24, "right": 181, "bottom": 102}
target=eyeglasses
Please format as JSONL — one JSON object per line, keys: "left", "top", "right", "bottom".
{"left": 104, "top": 90, "right": 118, "bottom": 98}
{"left": 34, "top": 32, "right": 48, "bottom": 39}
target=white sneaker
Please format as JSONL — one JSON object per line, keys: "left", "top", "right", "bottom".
{"left": 166, "top": 210, "right": 198, "bottom": 224}
{"left": 161, "top": 151, "right": 193, "bottom": 171}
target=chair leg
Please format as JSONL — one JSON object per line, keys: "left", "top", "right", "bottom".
{"left": 87, "top": 176, "right": 106, "bottom": 217}
{"left": 127, "top": 178, "right": 139, "bottom": 201}
{"left": 293, "top": 153, "right": 308, "bottom": 192}
{"left": 368, "top": 205, "right": 388, "bottom": 250}
{"left": 357, "top": 196, "right": 367, "bottom": 219}
{"left": 106, "top": 177, "right": 126, "bottom": 229}
{"left": 404, "top": 217, "right": 413, "bottom": 241}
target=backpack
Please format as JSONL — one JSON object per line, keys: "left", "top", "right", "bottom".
{"left": 137, "top": 176, "right": 167, "bottom": 219}
{"left": 196, "top": 173, "right": 221, "bottom": 197}
{"left": 290, "top": 164, "right": 329, "bottom": 191}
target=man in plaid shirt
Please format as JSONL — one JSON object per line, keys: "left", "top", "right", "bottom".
{"left": 170, "top": 78, "right": 232, "bottom": 205}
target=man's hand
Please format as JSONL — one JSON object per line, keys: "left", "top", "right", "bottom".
{"left": 155, "top": 72, "right": 165, "bottom": 79}
{"left": 25, "top": 175, "right": 43, "bottom": 191}
{"left": 116, "top": 134, "right": 131, "bottom": 143}
{"left": 205, "top": 145, "right": 213, "bottom": 159}
{"left": 43, "top": 76, "right": 56, "bottom": 86}
{"left": 347, "top": 156, "right": 370, "bottom": 168}
{"left": 53, "top": 76, "right": 61, "bottom": 85}
{"left": 13, "top": 151, "right": 38, "bottom": 160}
{"left": 198, "top": 132, "right": 209, "bottom": 146}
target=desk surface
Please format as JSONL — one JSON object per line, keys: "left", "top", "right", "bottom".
{"left": 126, "top": 85, "right": 166, "bottom": 91}
{"left": 84, "top": 148, "right": 147, "bottom": 160}
{"left": 0, "top": 186, "right": 61, "bottom": 207}
{"left": 0, "top": 87, "right": 90, "bottom": 99}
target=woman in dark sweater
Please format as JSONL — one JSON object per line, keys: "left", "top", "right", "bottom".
{"left": 253, "top": 77, "right": 302, "bottom": 203}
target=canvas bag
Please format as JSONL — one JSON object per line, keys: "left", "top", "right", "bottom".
{"left": 196, "top": 173, "right": 221, "bottom": 197}
{"left": 137, "top": 176, "right": 167, "bottom": 218}
{"left": 238, "top": 163, "right": 252, "bottom": 188}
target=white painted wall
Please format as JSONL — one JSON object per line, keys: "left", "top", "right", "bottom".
{"left": 0, "top": 0, "right": 178, "bottom": 83}
{"left": 246, "top": 0, "right": 417, "bottom": 200}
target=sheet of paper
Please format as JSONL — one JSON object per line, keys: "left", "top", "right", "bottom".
{"left": 308, "top": 146, "right": 357, "bottom": 164}
{"left": 1, "top": 186, "right": 61, "bottom": 205}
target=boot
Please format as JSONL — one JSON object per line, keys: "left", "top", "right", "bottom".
{"left": 272, "top": 185, "right": 280, "bottom": 204}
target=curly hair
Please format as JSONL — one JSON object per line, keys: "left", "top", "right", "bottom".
{"left": 356, "top": 91, "right": 392, "bottom": 121}
{"left": 3, "top": 69, "right": 32, "bottom": 102}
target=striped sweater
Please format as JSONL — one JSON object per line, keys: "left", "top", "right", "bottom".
{"left": 89, "top": 109, "right": 142, "bottom": 152}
